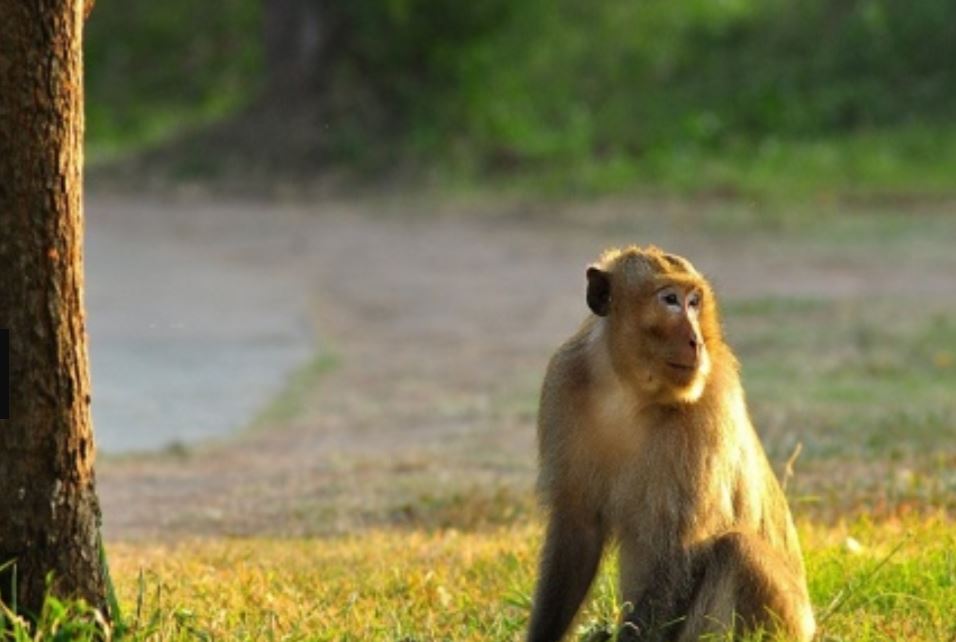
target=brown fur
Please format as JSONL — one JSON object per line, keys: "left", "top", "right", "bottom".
{"left": 527, "top": 246, "right": 814, "bottom": 642}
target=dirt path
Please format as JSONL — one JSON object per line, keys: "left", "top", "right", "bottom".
{"left": 94, "top": 195, "right": 956, "bottom": 540}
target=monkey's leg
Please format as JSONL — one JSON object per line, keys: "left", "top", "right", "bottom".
{"left": 527, "top": 510, "right": 606, "bottom": 642}
{"left": 677, "top": 532, "right": 815, "bottom": 642}
{"left": 617, "top": 553, "right": 695, "bottom": 642}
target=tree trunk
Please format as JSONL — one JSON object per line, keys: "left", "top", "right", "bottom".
{"left": 263, "top": 0, "right": 340, "bottom": 94}
{"left": 0, "top": 0, "right": 108, "bottom": 618}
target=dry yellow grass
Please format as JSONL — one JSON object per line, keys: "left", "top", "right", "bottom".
{"left": 105, "top": 515, "right": 956, "bottom": 641}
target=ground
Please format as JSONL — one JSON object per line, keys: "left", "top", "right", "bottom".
{"left": 94, "top": 193, "right": 956, "bottom": 541}
{"left": 82, "top": 193, "right": 956, "bottom": 640}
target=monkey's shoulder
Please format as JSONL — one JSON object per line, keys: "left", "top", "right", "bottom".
{"left": 538, "top": 324, "right": 598, "bottom": 414}
{"left": 549, "top": 318, "right": 599, "bottom": 374}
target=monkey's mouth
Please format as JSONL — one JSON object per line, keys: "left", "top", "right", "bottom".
{"left": 667, "top": 362, "right": 696, "bottom": 372}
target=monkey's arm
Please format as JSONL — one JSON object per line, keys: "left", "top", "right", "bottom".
{"left": 527, "top": 510, "right": 605, "bottom": 642}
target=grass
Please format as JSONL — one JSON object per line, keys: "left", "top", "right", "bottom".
{"left": 249, "top": 352, "right": 341, "bottom": 429}
{"left": 728, "top": 300, "right": 956, "bottom": 465}
{"left": 462, "top": 126, "right": 956, "bottom": 200}
{"left": 0, "top": 516, "right": 935, "bottom": 640}
{"left": 4, "top": 519, "right": 953, "bottom": 641}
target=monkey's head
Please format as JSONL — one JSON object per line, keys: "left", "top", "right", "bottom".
{"left": 586, "top": 246, "right": 723, "bottom": 403}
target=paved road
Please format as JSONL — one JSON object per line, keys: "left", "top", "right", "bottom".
{"left": 85, "top": 195, "right": 315, "bottom": 454}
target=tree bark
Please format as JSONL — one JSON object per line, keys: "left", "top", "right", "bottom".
{"left": 263, "top": 0, "right": 344, "bottom": 94}
{"left": 0, "top": 0, "right": 108, "bottom": 617}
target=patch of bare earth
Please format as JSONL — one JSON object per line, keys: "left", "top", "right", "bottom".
{"left": 96, "top": 196, "right": 956, "bottom": 540}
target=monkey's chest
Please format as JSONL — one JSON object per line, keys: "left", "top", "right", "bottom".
{"left": 601, "top": 446, "right": 735, "bottom": 545}
{"left": 604, "top": 457, "right": 685, "bottom": 535}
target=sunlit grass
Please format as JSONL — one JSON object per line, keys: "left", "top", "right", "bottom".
{"left": 77, "top": 517, "right": 953, "bottom": 641}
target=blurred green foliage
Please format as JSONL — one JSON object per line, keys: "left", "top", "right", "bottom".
{"left": 437, "top": 0, "right": 956, "bottom": 188}
{"left": 85, "top": 0, "right": 956, "bottom": 192}
{"left": 299, "top": 0, "right": 513, "bottom": 164}
{"left": 84, "top": 0, "right": 261, "bottom": 156}
{"left": 473, "top": 0, "right": 956, "bottom": 151}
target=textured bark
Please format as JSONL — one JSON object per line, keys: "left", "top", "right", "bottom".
{"left": 0, "top": 0, "right": 108, "bottom": 617}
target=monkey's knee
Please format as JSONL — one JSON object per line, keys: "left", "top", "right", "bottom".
{"left": 710, "top": 531, "right": 751, "bottom": 562}
{"left": 706, "top": 532, "right": 814, "bottom": 641}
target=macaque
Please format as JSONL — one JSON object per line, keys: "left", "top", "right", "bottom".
{"left": 527, "top": 246, "right": 814, "bottom": 642}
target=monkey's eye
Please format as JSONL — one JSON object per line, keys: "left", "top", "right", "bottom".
{"left": 662, "top": 293, "right": 679, "bottom": 306}
{"left": 688, "top": 293, "right": 701, "bottom": 309}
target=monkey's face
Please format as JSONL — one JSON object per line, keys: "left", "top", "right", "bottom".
{"left": 637, "top": 280, "right": 711, "bottom": 396}
{"left": 587, "top": 247, "right": 715, "bottom": 402}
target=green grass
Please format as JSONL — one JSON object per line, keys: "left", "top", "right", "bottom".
{"left": 0, "top": 597, "right": 110, "bottom": 641}
{"left": 2, "top": 518, "right": 951, "bottom": 641}
{"left": 726, "top": 300, "right": 956, "bottom": 461}
{"left": 0, "top": 517, "right": 937, "bottom": 640}
{"left": 249, "top": 352, "right": 341, "bottom": 429}
{"left": 464, "top": 126, "right": 956, "bottom": 199}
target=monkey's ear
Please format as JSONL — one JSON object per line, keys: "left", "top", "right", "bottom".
{"left": 586, "top": 266, "right": 611, "bottom": 316}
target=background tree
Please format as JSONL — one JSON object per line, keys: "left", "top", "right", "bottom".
{"left": 0, "top": 0, "right": 108, "bottom": 617}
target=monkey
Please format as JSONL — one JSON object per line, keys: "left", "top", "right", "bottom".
{"left": 527, "top": 246, "right": 814, "bottom": 642}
